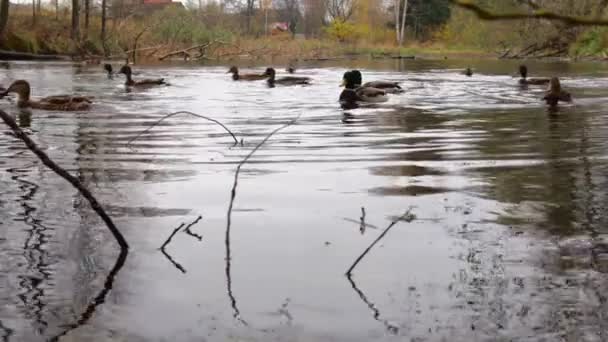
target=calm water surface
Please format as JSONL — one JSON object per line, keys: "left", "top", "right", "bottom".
{"left": 1, "top": 59, "right": 608, "bottom": 341}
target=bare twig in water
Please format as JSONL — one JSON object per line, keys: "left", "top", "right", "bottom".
{"left": 360, "top": 207, "right": 366, "bottom": 235}
{"left": 127, "top": 111, "right": 239, "bottom": 146}
{"left": 160, "top": 223, "right": 187, "bottom": 273}
{"left": 183, "top": 215, "right": 203, "bottom": 241}
{"left": 0, "top": 110, "right": 129, "bottom": 250}
{"left": 345, "top": 208, "right": 415, "bottom": 276}
{"left": 49, "top": 249, "right": 128, "bottom": 341}
{"left": 225, "top": 115, "right": 301, "bottom": 325}
{"left": 347, "top": 275, "right": 399, "bottom": 334}
{"left": 160, "top": 222, "right": 184, "bottom": 250}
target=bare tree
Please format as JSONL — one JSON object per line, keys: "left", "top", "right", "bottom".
{"left": 274, "top": 0, "right": 301, "bottom": 37}
{"left": 394, "top": 0, "right": 407, "bottom": 45}
{"left": 302, "top": 0, "right": 325, "bottom": 37}
{"left": 101, "top": 0, "right": 107, "bottom": 54}
{"left": 72, "top": 0, "right": 80, "bottom": 41}
{"left": 32, "top": 0, "right": 36, "bottom": 26}
{"left": 85, "top": 0, "right": 90, "bottom": 38}
{"left": 327, "top": 0, "right": 356, "bottom": 21}
{"left": 0, "top": 0, "right": 8, "bottom": 38}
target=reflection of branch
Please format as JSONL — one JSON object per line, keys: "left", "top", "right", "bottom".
{"left": 160, "top": 223, "right": 187, "bottom": 274}
{"left": 346, "top": 275, "right": 399, "bottom": 334}
{"left": 450, "top": 0, "right": 608, "bottom": 26}
{"left": 0, "top": 320, "right": 14, "bottom": 342}
{"left": 128, "top": 111, "right": 239, "bottom": 146}
{"left": 225, "top": 115, "right": 301, "bottom": 325}
{"left": 183, "top": 215, "right": 203, "bottom": 241}
{"left": 0, "top": 110, "right": 129, "bottom": 250}
{"left": 49, "top": 249, "right": 128, "bottom": 342}
{"left": 346, "top": 208, "right": 415, "bottom": 276}
{"left": 360, "top": 207, "right": 366, "bottom": 235}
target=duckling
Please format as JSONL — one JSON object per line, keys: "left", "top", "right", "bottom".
{"left": 227, "top": 66, "right": 268, "bottom": 81}
{"left": 543, "top": 77, "right": 572, "bottom": 108}
{"left": 339, "top": 70, "right": 387, "bottom": 105}
{"left": 519, "top": 65, "right": 550, "bottom": 86}
{"left": 119, "top": 65, "right": 166, "bottom": 87}
{"left": 104, "top": 64, "right": 113, "bottom": 79}
{"left": 463, "top": 68, "right": 473, "bottom": 77}
{"left": 0, "top": 80, "right": 92, "bottom": 111}
{"left": 265, "top": 68, "right": 311, "bottom": 87}
{"left": 350, "top": 70, "right": 403, "bottom": 94}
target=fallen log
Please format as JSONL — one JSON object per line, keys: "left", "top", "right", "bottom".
{"left": 0, "top": 50, "right": 69, "bottom": 61}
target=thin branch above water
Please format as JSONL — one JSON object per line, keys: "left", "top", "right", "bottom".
{"left": 127, "top": 110, "right": 239, "bottom": 146}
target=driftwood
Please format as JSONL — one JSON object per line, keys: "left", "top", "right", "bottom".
{"left": 158, "top": 40, "right": 220, "bottom": 61}
{"left": 345, "top": 208, "right": 415, "bottom": 276}
{"left": 0, "top": 50, "right": 69, "bottom": 61}
{"left": 0, "top": 110, "right": 129, "bottom": 250}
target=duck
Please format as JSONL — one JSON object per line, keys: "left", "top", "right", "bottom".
{"left": 519, "top": 65, "right": 550, "bottom": 86}
{"left": 286, "top": 66, "right": 296, "bottom": 74}
{"left": 118, "top": 65, "right": 166, "bottom": 87}
{"left": 463, "top": 68, "right": 473, "bottom": 77}
{"left": 265, "top": 68, "right": 311, "bottom": 87}
{"left": 543, "top": 77, "right": 572, "bottom": 108}
{"left": 0, "top": 80, "right": 92, "bottom": 111}
{"left": 104, "top": 64, "right": 113, "bottom": 79}
{"left": 339, "top": 70, "right": 387, "bottom": 106}
{"left": 350, "top": 69, "right": 403, "bottom": 94}
{"left": 227, "top": 66, "right": 268, "bottom": 81}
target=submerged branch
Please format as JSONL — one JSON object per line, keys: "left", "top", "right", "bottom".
{"left": 183, "top": 215, "right": 203, "bottom": 241}
{"left": 127, "top": 111, "right": 239, "bottom": 146}
{"left": 160, "top": 223, "right": 187, "bottom": 273}
{"left": 0, "top": 110, "right": 129, "bottom": 250}
{"left": 225, "top": 114, "right": 301, "bottom": 325}
{"left": 450, "top": 0, "right": 608, "bottom": 26}
{"left": 346, "top": 275, "right": 399, "bottom": 334}
{"left": 160, "top": 223, "right": 185, "bottom": 250}
{"left": 345, "top": 208, "right": 415, "bottom": 276}
{"left": 360, "top": 207, "right": 366, "bottom": 235}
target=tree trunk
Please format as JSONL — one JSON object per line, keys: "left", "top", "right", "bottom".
{"left": 55, "top": 0, "right": 59, "bottom": 20}
{"left": 32, "top": 0, "right": 36, "bottom": 26}
{"left": 101, "top": 0, "right": 107, "bottom": 55}
{"left": 0, "top": 0, "right": 9, "bottom": 39}
{"left": 84, "top": 0, "right": 90, "bottom": 38}
{"left": 71, "top": 0, "right": 80, "bottom": 41}
{"left": 399, "top": 0, "right": 408, "bottom": 46}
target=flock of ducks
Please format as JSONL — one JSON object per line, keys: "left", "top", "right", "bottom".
{"left": 0, "top": 63, "right": 571, "bottom": 112}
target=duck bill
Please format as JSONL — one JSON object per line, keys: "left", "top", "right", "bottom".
{"left": 340, "top": 79, "right": 346, "bottom": 87}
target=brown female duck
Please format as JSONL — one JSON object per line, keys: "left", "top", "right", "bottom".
{"left": 519, "top": 65, "right": 550, "bottom": 86}
{"left": 0, "top": 80, "right": 92, "bottom": 111}
{"left": 543, "top": 77, "right": 572, "bottom": 107}
{"left": 265, "top": 68, "right": 311, "bottom": 87}
{"left": 119, "top": 65, "right": 166, "bottom": 86}
{"left": 227, "top": 66, "right": 268, "bottom": 81}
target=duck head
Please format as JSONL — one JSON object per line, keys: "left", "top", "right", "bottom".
{"left": 104, "top": 64, "right": 113, "bottom": 75}
{"left": 1, "top": 80, "right": 31, "bottom": 107}
{"left": 286, "top": 66, "right": 295, "bottom": 74}
{"left": 519, "top": 65, "right": 528, "bottom": 79}
{"left": 548, "top": 77, "right": 561, "bottom": 93}
{"left": 350, "top": 70, "right": 363, "bottom": 86}
{"left": 228, "top": 66, "right": 239, "bottom": 80}
{"left": 264, "top": 67, "right": 276, "bottom": 78}
{"left": 341, "top": 71, "right": 358, "bottom": 89}
{"left": 119, "top": 65, "right": 132, "bottom": 76}
{"left": 465, "top": 67, "right": 473, "bottom": 77}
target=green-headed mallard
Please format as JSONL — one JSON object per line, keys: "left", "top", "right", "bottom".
{"left": 227, "top": 66, "right": 268, "bottom": 81}
{"left": 119, "top": 65, "right": 166, "bottom": 87}
{"left": 265, "top": 68, "right": 311, "bottom": 87}
{"left": 0, "top": 80, "right": 92, "bottom": 111}
{"left": 543, "top": 77, "right": 572, "bottom": 107}
{"left": 340, "top": 70, "right": 387, "bottom": 106}
{"left": 519, "top": 65, "right": 550, "bottom": 86}
{"left": 350, "top": 69, "right": 403, "bottom": 94}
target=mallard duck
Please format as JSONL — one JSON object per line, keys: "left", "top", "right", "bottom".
{"left": 339, "top": 70, "right": 387, "bottom": 105}
{"left": 265, "top": 68, "right": 311, "bottom": 87}
{"left": 119, "top": 65, "right": 166, "bottom": 87}
{"left": 543, "top": 77, "right": 572, "bottom": 107}
{"left": 350, "top": 70, "right": 403, "bottom": 94}
{"left": 227, "top": 66, "right": 268, "bottom": 81}
{"left": 519, "top": 65, "right": 550, "bottom": 86}
{"left": 286, "top": 66, "right": 296, "bottom": 74}
{"left": 0, "top": 80, "right": 92, "bottom": 111}
{"left": 104, "top": 64, "right": 113, "bottom": 79}
{"left": 463, "top": 68, "right": 473, "bottom": 77}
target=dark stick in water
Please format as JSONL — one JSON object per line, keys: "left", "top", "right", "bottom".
{"left": 160, "top": 222, "right": 185, "bottom": 250}
{"left": 225, "top": 114, "right": 301, "bottom": 325}
{"left": 346, "top": 274, "right": 399, "bottom": 334}
{"left": 345, "top": 208, "right": 415, "bottom": 276}
{"left": 183, "top": 215, "right": 203, "bottom": 241}
{"left": 160, "top": 223, "right": 187, "bottom": 273}
{"left": 0, "top": 109, "right": 129, "bottom": 250}
{"left": 127, "top": 110, "right": 239, "bottom": 145}
{"left": 360, "top": 207, "right": 366, "bottom": 235}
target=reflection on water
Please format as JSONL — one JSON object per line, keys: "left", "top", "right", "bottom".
{"left": 0, "top": 60, "right": 607, "bottom": 341}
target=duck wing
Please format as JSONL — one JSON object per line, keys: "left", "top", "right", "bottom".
{"left": 34, "top": 100, "right": 91, "bottom": 111}
{"left": 276, "top": 76, "right": 311, "bottom": 85}
{"left": 134, "top": 78, "right": 166, "bottom": 86}
{"left": 356, "top": 86, "right": 388, "bottom": 102}
{"left": 363, "top": 81, "right": 403, "bottom": 93}
{"left": 239, "top": 73, "right": 268, "bottom": 81}
{"left": 42, "top": 95, "right": 93, "bottom": 104}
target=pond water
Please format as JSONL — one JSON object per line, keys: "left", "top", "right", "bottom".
{"left": 0, "top": 59, "right": 607, "bottom": 342}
